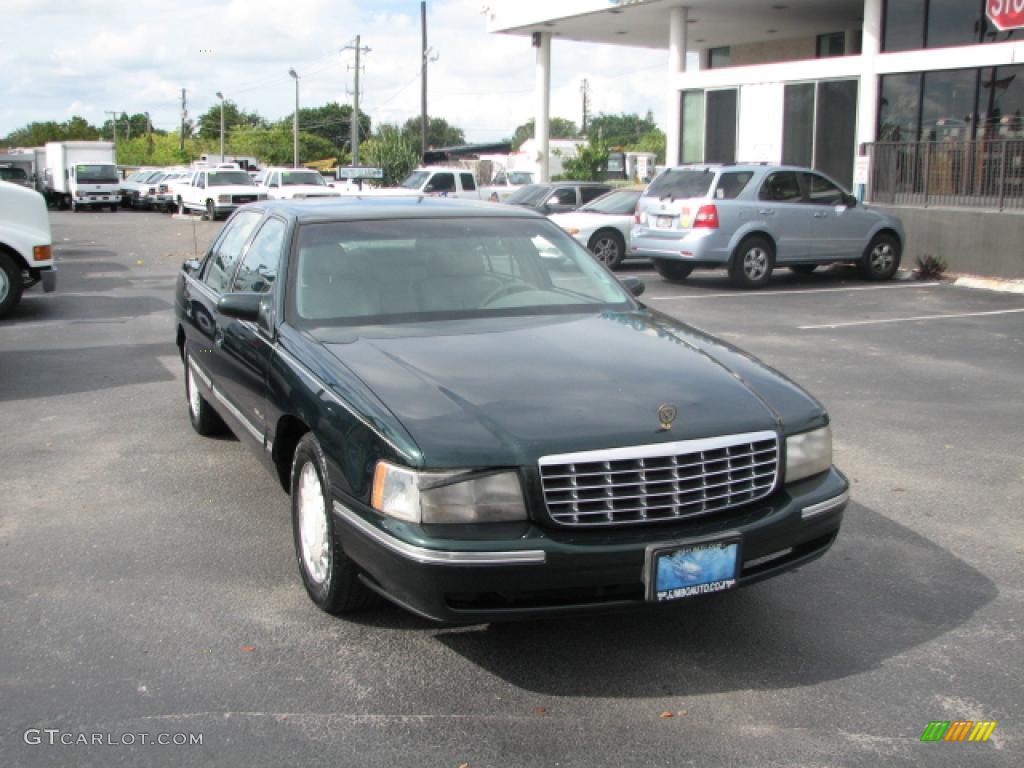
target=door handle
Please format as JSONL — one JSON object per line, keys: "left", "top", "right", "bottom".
{"left": 758, "top": 209, "right": 775, "bottom": 216}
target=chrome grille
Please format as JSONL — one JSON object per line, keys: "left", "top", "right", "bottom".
{"left": 232, "top": 194, "right": 257, "bottom": 204}
{"left": 539, "top": 431, "right": 779, "bottom": 527}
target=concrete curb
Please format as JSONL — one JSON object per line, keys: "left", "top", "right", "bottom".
{"left": 953, "top": 276, "right": 1024, "bottom": 295}
{"left": 171, "top": 213, "right": 205, "bottom": 222}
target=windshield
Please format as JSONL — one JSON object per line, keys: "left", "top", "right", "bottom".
{"left": 399, "top": 170, "right": 431, "bottom": 189}
{"left": 289, "top": 218, "right": 631, "bottom": 326}
{"left": 75, "top": 164, "right": 119, "bottom": 183}
{"left": 0, "top": 167, "right": 28, "bottom": 181}
{"left": 505, "top": 184, "right": 549, "bottom": 206}
{"left": 281, "top": 171, "right": 327, "bottom": 187}
{"left": 208, "top": 171, "right": 253, "bottom": 186}
{"left": 507, "top": 172, "right": 533, "bottom": 185}
{"left": 645, "top": 169, "right": 715, "bottom": 199}
{"left": 580, "top": 189, "right": 642, "bottom": 215}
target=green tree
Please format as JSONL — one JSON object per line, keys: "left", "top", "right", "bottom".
{"left": 587, "top": 112, "right": 658, "bottom": 147}
{"left": 361, "top": 124, "right": 419, "bottom": 186}
{"left": 400, "top": 116, "right": 466, "bottom": 150}
{"left": 227, "top": 125, "right": 335, "bottom": 166}
{"left": 101, "top": 113, "right": 163, "bottom": 141}
{"left": 510, "top": 117, "right": 578, "bottom": 150}
{"left": 278, "top": 102, "right": 370, "bottom": 149}
{"left": 625, "top": 128, "right": 666, "bottom": 164}
{"left": 2, "top": 116, "right": 100, "bottom": 147}
{"left": 114, "top": 133, "right": 193, "bottom": 166}
{"left": 560, "top": 135, "right": 610, "bottom": 181}
{"left": 196, "top": 100, "right": 265, "bottom": 141}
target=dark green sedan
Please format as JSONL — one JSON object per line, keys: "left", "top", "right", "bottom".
{"left": 174, "top": 197, "right": 848, "bottom": 623}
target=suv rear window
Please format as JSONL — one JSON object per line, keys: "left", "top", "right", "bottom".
{"left": 714, "top": 171, "right": 754, "bottom": 200}
{"left": 645, "top": 169, "right": 715, "bottom": 199}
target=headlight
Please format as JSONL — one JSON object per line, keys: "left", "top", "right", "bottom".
{"left": 785, "top": 426, "right": 832, "bottom": 483}
{"left": 218, "top": 194, "right": 231, "bottom": 203}
{"left": 371, "top": 461, "right": 527, "bottom": 524}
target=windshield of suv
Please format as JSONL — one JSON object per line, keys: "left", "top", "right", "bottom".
{"left": 507, "top": 172, "right": 534, "bottom": 185}
{"left": 399, "top": 170, "right": 431, "bottom": 189}
{"left": 645, "top": 169, "right": 716, "bottom": 199}
{"left": 580, "top": 189, "right": 642, "bottom": 215}
{"left": 289, "top": 218, "right": 631, "bottom": 326}
{"left": 208, "top": 171, "right": 253, "bottom": 186}
{"left": 505, "top": 184, "right": 550, "bottom": 206}
{"left": 281, "top": 171, "right": 327, "bottom": 187}
{"left": 75, "top": 164, "right": 119, "bottom": 183}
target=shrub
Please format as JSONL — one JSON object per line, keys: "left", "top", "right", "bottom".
{"left": 915, "top": 254, "right": 947, "bottom": 280}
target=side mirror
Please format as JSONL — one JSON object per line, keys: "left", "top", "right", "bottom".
{"left": 218, "top": 292, "right": 261, "bottom": 321}
{"left": 844, "top": 194, "right": 857, "bottom": 207}
{"left": 183, "top": 258, "right": 202, "bottom": 274}
{"left": 621, "top": 276, "right": 645, "bottom": 297}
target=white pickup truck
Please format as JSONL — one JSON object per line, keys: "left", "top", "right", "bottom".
{"left": 356, "top": 166, "right": 481, "bottom": 199}
{"left": 0, "top": 181, "right": 55, "bottom": 318}
{"left": 480, "top": 169, "right": 535, "bottom": 202}
{"left": 253, "top": 168, "right": 340, "bottom": 200}
{"left": 176, "top": 168, "right": 267, "bottom": 220}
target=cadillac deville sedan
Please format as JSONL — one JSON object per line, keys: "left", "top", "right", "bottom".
{"left": 174, "top": 197, "right": 848, "bottom": 623}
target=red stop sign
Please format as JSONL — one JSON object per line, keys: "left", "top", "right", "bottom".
{"left": 987, "top": 0, "right": 1024, "bottom": 30}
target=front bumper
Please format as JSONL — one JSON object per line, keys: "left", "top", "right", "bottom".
{"left": 334, "top": 467, "right": 849, "bottom": 623}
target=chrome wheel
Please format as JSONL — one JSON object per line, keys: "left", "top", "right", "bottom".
{"left": 0, "top": 268, "right": 9, "bottom": 305}
{"left": 591, "top": 236, "right": 620, "bottom": 266}
{"left": 743, "top": 247, "right": 770, "bottom": 281}
{"left": 186, "top": 361, "right": 201, "bottom": 420}
{"left": 869, "top": 242, "right": 895, "bottom": 274}
{"left": 297, "top": 461, "right": 330, "bottom": 586}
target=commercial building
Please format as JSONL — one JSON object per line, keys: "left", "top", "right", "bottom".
{"left": 488, "top": 1, "right": 1024, "bottom": 277}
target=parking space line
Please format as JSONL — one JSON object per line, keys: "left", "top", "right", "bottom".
{"left": 648, "top": 282, "right": 942, "bottom": 300}
{"left": 799, "top": 307, "right": 1024, "bottom": 330}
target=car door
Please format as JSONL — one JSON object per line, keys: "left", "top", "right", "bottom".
{"left": 755, "top": 171, "right": 810, "bottom": 263}
{"left": 544, "top": 187, "right": 578, "bottom": 214}
{"left": 216, "top": 215, "right": 288, "bottom": 444}
{"left": 799, "top": 171, "right": 867, "bottom": 260}
{"left": 181, "top": 210, "right": 264, "bottom": 402}
{"left": 425, "top": 172, "right": 455, "bottom": 197}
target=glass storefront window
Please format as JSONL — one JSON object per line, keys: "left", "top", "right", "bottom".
{"left": 681, "top": 90, "right": 704, "bottom": 164}
{"left": 707, "top": 47, "right": 731, "bottom": 69}
{"left": 816, "top": 80, "right": 859, "bottom": 187}
{"left": 920, "top": 69, "right": 978, "bottom": 141}
{"left": 816, "top": 32, "right": 845, "bottom": 58}
{"left": 979, "top": 65, "right": 1024, "bottom": 139}
{"left": 926, "top": 0, "right": 984, "bottom": 48}
{"left": 783, "top": 83, "right": 815, "bottom": 167}
{"left": 879, "top": 73, "right": 923, "bottom": 141}
{"left": 705, "top": 90, "right": 738, "bottom": 164}
{"left": 883, "top": 0, "right": 926, "bottom": 52}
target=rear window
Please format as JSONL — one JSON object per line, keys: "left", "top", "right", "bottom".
{"left": 645, "top": 169, "right": 715, "bottom": 199}
{"left": 714, "top": 171, "right": 754, "bottom": 200}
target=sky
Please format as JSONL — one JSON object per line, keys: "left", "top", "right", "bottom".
{"left": 0, "top": 0, "right": 670, "bottom": 141}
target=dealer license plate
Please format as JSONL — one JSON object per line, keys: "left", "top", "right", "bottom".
{"left": 656, "top": 215, "right": 675, "bottom": 229}
{"left": 646, "top": 538, "right": 740, "bottom": 602}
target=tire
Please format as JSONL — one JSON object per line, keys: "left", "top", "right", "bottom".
{"left": 109, "top": 204, "right": 118, "bottom": 213}
{"left": 0, "top": 250, "right": 24, "bottom": 319}
{"left": 177, "top": 198, "right": 186, "bottom": 215}
{"left": 653, "top": 258, "right": 694, "bottom": 283}
{"left": 858, "top": 233, "right": 901, "bottom": 281}
{"left": 729, "top": 236, "right": 775, "bottom": 289}
{"left": 205, "top": 200, "right": 216, "bottom": 221}
{"left": 588, "top": 230, "right": 626, "bottom": 270}
{"left": 184, "top": 356, "right": 225, "bottom": 436}
{"left": 290, "top": 433, "right": 378, "bottom": 615}
{"left": 70, "top": 198, "right": 78, "bottom": 213}
{"left": 789, "top": 264, "right": 818, "bottom": 275}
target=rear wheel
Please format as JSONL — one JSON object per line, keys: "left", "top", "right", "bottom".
{"left": 291, "top": 433, "right": 378, "bottom": 615}
{"left": 729, "top": 236, "right": 775, "bottom": 289}
{"left": 70, "top": 198, "right": 79, "bottom": 213}
{"left": 184, "top": 356, "right": 225, "bottom": 436}
{"left": 588, "top": 230, "right": 626, "bottom": 269}
{"left": 790, "top": 264, "right": 818, "bottom": 275}
{"left": 0, "top": 250, "right": 24, "bottom": 319}
{"left": 653, "top": 259, "right": 694, "bottom": 283}
{"left": 205, "top": 200, "right": 216, "bottom": 221}
{"left": 859, "top": 233, "right": 901, "bottom": 281}
{"left": 177, "top": 198, "right": 186, "bottom": 215}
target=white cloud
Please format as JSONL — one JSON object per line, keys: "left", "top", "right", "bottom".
{"left": 0, "top": 0, "right": 669, "bottom": 141}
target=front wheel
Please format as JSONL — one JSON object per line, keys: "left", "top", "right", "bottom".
{"left": 653, "top": 259, "right": 694, "bottom": 283}
{"left": 205, "top": 201, "right": 216, "bottom": 221}
{"left": 588, "top": 230, "right": 626, "bottom": 269}
{"left": 291, "top": 434, "right": 378, "bottom": 615}
{"left": 0, "top": 250, "right": 24, "bottom": 319}
{"left": 729, "top": 236, "right": 775, "bottom": 289}
{"left": 177, "top": 198, "right": 186, "bottom": 215}
{"left": 859, "top": 233, "right": 901, "bottom": 281}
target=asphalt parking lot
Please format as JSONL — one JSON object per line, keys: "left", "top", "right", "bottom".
{"left": 1, "top": 209, "right": 1022, "bottom": 767}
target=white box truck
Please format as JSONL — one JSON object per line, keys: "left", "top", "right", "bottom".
{"left": 44, "top": 141, "right": 121, "bottom": 212}
{"left": 0, "top": 180, "right": 55, "bottom": 318}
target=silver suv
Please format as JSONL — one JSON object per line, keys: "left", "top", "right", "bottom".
{"left": 630, "top": 164, "right": 905, "bottom": 289}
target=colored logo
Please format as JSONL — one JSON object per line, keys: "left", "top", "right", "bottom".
{"left": 657, "top": 404, "right": 677, "bottom": 431}
{"left": 920, "top": 721, "right": 997, "bottom": 742}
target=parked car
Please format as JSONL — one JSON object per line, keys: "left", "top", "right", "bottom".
{"left": 355, "top": 166, "right": 482, "bottom": 199}
{"left": 549, "top": 187, "right": 643, "bottom": 269}
{"left": 631, "top": 164, "right": 906, "bottom": 289}
{"left": 480, "top": 169, "right": 535, "bottom": 202}
{"left": 0, "top": 165, "right": 32, "bottom": 188}
{"left": 504, "top": 181, "right": 613, "bottom": 215}
{"left": 174, "top": 197, "right": 848, "bottom": 623}
{"left": 120, "top": 170, "right": 164, "bottom": 209}
{"left": 253, "top": 168, "right": 341, "bottom": 200}
{"left": 177, "top": 168, "right": 266, "bottom": 220}
{"left": 0, "top": 180, "right": 55, "bottom": 318}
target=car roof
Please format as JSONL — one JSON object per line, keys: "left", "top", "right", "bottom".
{"left": 252, "top": 196, "right": 549, "bottom": 224}
{"left": 664, "top": 163, "right": 825, "bottom": 174}
{"left": 536, "top": 181, "right": 611, "bottom": 189}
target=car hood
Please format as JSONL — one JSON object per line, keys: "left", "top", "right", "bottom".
{"left": 313, "top": 310, "right": 816, "bottom": 467}
{"left": 209, "top": 186, "right": 260, "bottom": 195}
{"left": 278, "top": 185, "right": 339, "bottom": 197}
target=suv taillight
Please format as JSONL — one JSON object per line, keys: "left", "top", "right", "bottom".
{"left": 634, "top": 205, "right": 641, "bottom": 225}
{"left": 694, "top": 204, "right": 719, "bottom": 229}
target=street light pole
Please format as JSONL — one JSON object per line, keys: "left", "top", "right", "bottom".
{"left": 288, "top": 68, "right": 299, "bottom": 168}
{"left": 215, "top": 91, "right": 224, "bottom": 161}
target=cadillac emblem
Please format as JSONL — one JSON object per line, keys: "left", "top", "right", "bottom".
{"left": 657, "top": 404, "right": 678, "bottom": 431}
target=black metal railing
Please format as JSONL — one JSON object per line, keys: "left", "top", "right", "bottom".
{"left": 867, "top": 140, "right": 1024, "bottom": 211}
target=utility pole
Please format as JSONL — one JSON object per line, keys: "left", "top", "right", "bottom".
{"left": 288, "top": 69, "right": 300, "bottom": 168}
{"left": 581, "top": 78, "right": 591, "bottom": 135}
{"left": 180, "top": 88, "right": 187, "bottom": 152}
{"left": 215, "top": 91, "right": 225, "bottom": 161}
{"left": 145, "top": 111, "right": 154, "bottom": 158}
{"left": 343, "top": 36, "right": 371, "bottom": 166}
{"left": 105, "top": 111, "right": 119, "bottom": 163}
{"left": 421, "top": 1, "right": 428, "bottom": 157}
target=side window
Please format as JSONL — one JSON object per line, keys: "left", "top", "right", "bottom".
{"left": 429, "top": 173, "right": 455, "bottom": 192}
{"left": 758, "top": 172, "right": 802, "bottom": 203}
{"left": 493, "top": 172, "right": 506, "bottom": 185}
{"left": 232, "top": 218, "right": 286, "bottom": 293}
{"left": 715, "top": 171, "right": 754, "bottom": 200}
{"left": 801, "top": 173, "right": 845, "bottom": 205}
{"left": 203, "top": 211, "right": 263, "bottom": 293}
{"left": 196, "top": 174, "right": 206, "bottom": 190}
{"left": 551, "top": 188, "right": 576, "bottom": 205}
{"left": 580, "top": 186, "right": 608, "bottom": 204}
{"left": 270, "top": 172, "right": 280, "bottom": 187}
{"left": 460, "top": 173, "right": 477, "bottom": 191}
